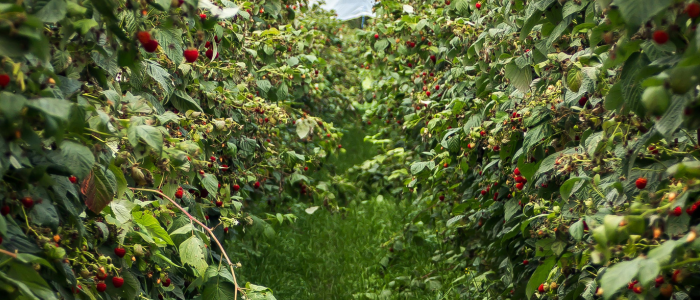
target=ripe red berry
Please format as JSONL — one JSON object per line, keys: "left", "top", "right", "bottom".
{"left": 445, "top": 0, "right": 450, "bottom": 4}
{"left": 513, "top": 168, "right": 520, "bottom": 175}
{"left": 480, "top": 130, "right": 486, "bottom": 136}
{"left": 337, "top": 144, "right": 342, "bottom": 149}
{"left": 374, "top": 33, "right": 379, "bottom": 39}
{"left": 199, "top": 13, "right": 207, "bottom": 21}
{"left": 216, "top": 200, "right": 223, "bottom": 207}
{"left": 653, "top": 30, "right": 669, "bottom": 44}
{"left": 223, "top": 227, "right": 229, "bottom": 234}
{"left": 475, "top": 2, "right": 482, "bottom": 9}
{"left": 439, "top": 195, "right": 445, "bottom": 201}
{"left": 537, "top": 283, "right": 545, "bottom": 293}
{"left": 199, "top": 170, "right": 205, "bottom": 175}
{"left": 96, "top": 282, "right": 107, "bottom": 293}
{"left": 635, "top": 178, "right": 647, "bottom": 189}
{"left": 69, "top": 175, "right": 78, "bottom": 184}
{"left": 1, "top": 205, "right": 9, "bottom": 216}
{"left": 435, "top": 85, "right": 440, "bottom": 90}
{"left": 444, "top": 163, "right": 448, "bottom": 168}
{"left": 233, "top": 184, "right": 240, "bottom": 191}
{"left": 163, "top": 278, "right": 171, "bottom": 287}
{"left": 516, "top": 183, "right": 525, "bottom": 190}
{"left": 655, "top": 275, "right": 664, "bottom": 287}
{"left": 523, "top": 259, "right": 529, "bottom": 265}
{"left": 21, "top": 197, "right": 34, "bottom": 209}
{"left": 205, "top": 49, "right": 219, "bottom": 59}
{"left": 137, "top": 31, "right": 151, "bottom": 45}
{"left": 96, "top": 273, "right": 108, "bottom": 280}
{"left": 578, "top": 96, "right": 588, "bottom": 106}
{"left": 430, "top": 55, "right": 436, "bottom": 62}
{"left": 304, "top": 166, "right": 309, "bottom": 171}
{"left": 686, "top": 2, "right": 700, "bottom": 18}
{"left": 671, "top": 206, "right": 682, "bottom": 216}
{"left": 184, "top": 48, "right": 199, "bottom": 63}
{"left": 144, "top": 39, "right": 159, "bottom": 52}
{"left": 254, "top": 181, "right": 260, "bottom": 189}
{"left": 426, "top": 91, "right": 431, "bottom": 96}
{"left": 112, "top": 277, "right": 124, "bottom": 288}
{"left": 0, "top": 74, "right": 9, "bottom": 88}
{"left": 632, "top": 285, "right": 642, "bottom": 294}
{"left": 175, "top": 189, "right": 183, "bottom": 199}
{"left": 114, "top": 247, "right": 126, "bottom": 258}
{"left": 210, "top": 156, "right": 216, "bottom": 162}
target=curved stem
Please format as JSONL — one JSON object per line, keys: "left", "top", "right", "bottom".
{"left": 129, "top": 188, "right": 242, "bottom": 299}
{"left": 0, "top": 248, "right": 17, "bottom": 259}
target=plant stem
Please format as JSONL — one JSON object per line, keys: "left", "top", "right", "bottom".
{"left": 129, "top": 187, "right": 243, "bottom": 299}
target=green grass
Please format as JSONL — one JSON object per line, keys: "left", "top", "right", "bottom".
{"left": 241, "top": 197, "right": 412, "bottom": 299}
{"left": 238, "top": 125, "right": 442, "bottom": 299}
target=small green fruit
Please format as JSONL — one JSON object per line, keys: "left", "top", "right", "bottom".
{"left": 641, "top": 86, "right": 670, "bottom": 116}
{"left": 666, "top": 66, "right": 699, "bottom": 95}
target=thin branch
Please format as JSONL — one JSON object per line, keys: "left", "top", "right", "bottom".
{"left": 0, "top": 249, "right": 17, "bottom": 258}
{"left": 129, "top": 188, "right": 242, "bottom": 299}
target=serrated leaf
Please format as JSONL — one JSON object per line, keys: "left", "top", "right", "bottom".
{"left": 127, "top": 124, "right": 163, "bottom": 153}
{"left": 616, "top": 0, "right": 671, "bottom": 27}
{"left": 601, "top": 258, "right": 640, "bottom": 300}
{"left": 567, "top": 67, "right": 583, "bottom": 92}
{"left": 505, "top": 63, "right": 532, "bottom": 92}
{"left": 133, "top": 211, "right": 174, "bottom": 245}
{"left": 526, "top": 256, "right": 557, "bottom": 298}
{"left": 81, "top": 167, "right": 115, "bottom": 213}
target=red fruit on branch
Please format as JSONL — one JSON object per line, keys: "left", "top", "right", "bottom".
{"left": 199, "top": 170, "right": 205, "bottom": 175}
{"left": 374, "top": 33, "right": 379, "bottom": 39}
{"left": 523, "top": 259, "right": 529, "bottom": 265}
{"left": 537, "top": 283, "right": 545, "bottom": 293}
{"left": 216, "top": 200, "right": 223, "bottom": 207}
{"left": 513, "top": 167, "right": 520, "bottom": 175}
{"left": 137, "top": 31, "right": 151, "bottom": 45}
{"left": 0, "top": 74, "right": 9, "bottom": 88}
{"left": 670, "top": 206, "right": 682, "bottom": 216}
{"left": 445, "top": 0, "right": 450, "bottom": 4}
{"left": 439, "top": 195, "right": 445, "bottom": 201}
{"left": 184, "top": 48, "right": 199, "bottom": 62}
{"left": 254, "top": 181, "right": 261, "bottom": 189}
{"left": 627, "top": 280, "right": 638, "bottom": 290}
{"left": 475, "top": 2, "right": 482, "bottom": 9}
{"left": 480, "top": 130, "right": 486, "bottom": 136}
{"left": 69, "top": 175, "right": 78, "bottom": 184}
{"left": 96, "top": 283, "right": 107, "bottom": 293}
{"left": 199, "top": 13, "right": 207, "bottom": 21}
{"left": 223, "top": 227, "right": 229, "bottom": 234}
{"left": 163, "top": 278, "right": 171, "bottom": 287}
{"left": 655, "top": 276, "right": 664, "bottom": 287}
{"left": 144, "top": 40, "right": 159, "bottom": 52}
{"left": 210, "top": 156, "right": 216, "bottom": 162}
{"left": 1, "top": 205, "right": 9, "bottom": 216}
{"left": 175, "top": 189, "right": 183, "bottom": 199}
{"left": 653, "top": 30, "right": 669, "bottom": 44}
{"left": 233, "top": 184, "right": 240, "bottom": 191}
{"left": 96, "top": 273, "right": 107, "bottom": 280}
{"left": 205, "top": 49, "right": 219, "bottom": 59}
{"left": 686, "top": 2, "right": 700, "bottom": 18}
{"left": 443, "top": 163, "right": 448, "bottom": 168}
{"left": 632, "top": 286, "right": 642, "bottom": 294}
{"left": 21, "top": 197, "right": 34, "bottom": 209}
{"left": 578, "top": 96, "right": 588, "bottom": 106}
{"left": 635, "top": 178, "right": 647, "bottom": 189}
{"left": 516, "top": 183, "right": 524, "bottom": 190}
{"left": 112, "top": 277, "right": 124, "bottom": 288}
{"left": 114, "top": 247, "right": 126, "bottom": 258}
{"left": 426, "top": 91, "right": 431, "bottom": 96}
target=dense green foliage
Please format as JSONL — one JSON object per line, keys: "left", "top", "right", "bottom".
{"left": 347, "top": 0, "right": 700, "bottom": 299}
{"left": 3, "top": 0, "right": 700, "bottom": 299}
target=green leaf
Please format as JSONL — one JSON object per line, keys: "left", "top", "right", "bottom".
{"left": 374, "top": 39, "right": 389, "bottom": 52}
{"left": 569, "top": 219, "right": 584, "bottom": 241}
{"left": 505, "top": 62, "right": 532, "bottom": 92}
{"left": 132, "top": 211, "right": 174, "bottom": 245}
{"left": 616, "top": 0, "right": 672, "bottom": 27}
{"left": 180, "top": 235, "right": 208, "bottom": 277}
{"left": 173, "top": 90, "right": 203, "bottom": 112}
{"left": 73, "top": 19, "right": 98, "bottom": 35}
{"left": 604, "top": 82, "right": 623, "bottom": 110}
{"left": 601, "top": 258, "right": 640, "bottom": 300}
{"left": 560, "top": 177, "right": 587, "bottom": 201}
{"left": 637, "top": 258, "right": 660, "bottom": 287}
{"left": 154, "top": 28, "right": 183, "bottom": 65}
{"left": 56, "top": 141, "right": 95, "bottom": 179}
{"left": 27, "top": 98, "right": 73, "bottom": 120}
{"left": 127, "top": 124, "right": 163, "bottom": 153}
{"left": 35, "top": 0, "right": 67, "bottom": 23}
{"left": 257, "top": 80, "right": 272, "bottom": 93}
{"left": 567, "top": 67, "right": 583, "bottom": 92}
{"left": 200, "top": 173, "right": 219, "bottom": 198}
{"left": 526, "top": 255, "right": 557, "bottom": 299}
{"left": 504, "top": 199, "right": 520, "bottom": 221}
